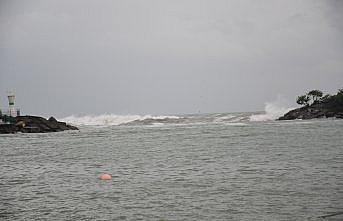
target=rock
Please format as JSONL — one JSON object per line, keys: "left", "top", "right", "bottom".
{"left": 279, "top": 101, "right": 343, "bottom": 121}
{"left": 0, "top": 115, "right": 78, "bottom": 134}
{"left": 325, "top": 112, "right": 335, "bottom": 118}
{"left": 15, "top": 121, "right": 26, "bottom": 128}
{"left": 48, "top": 116, "right": 58, "bottom": 122}
{"left": 0, "top": 124, "right": 17, "bottom": 134}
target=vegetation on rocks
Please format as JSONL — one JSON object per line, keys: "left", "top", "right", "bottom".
{"left": 279, "top": 88, "right": 343, "bottom": 120}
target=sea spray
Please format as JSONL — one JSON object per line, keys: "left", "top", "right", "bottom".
{"left": 250, "top": 96, "right": 294, "bottom": 121}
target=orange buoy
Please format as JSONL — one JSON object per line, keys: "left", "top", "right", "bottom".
{"left": 100, "top": 173, "right": 112, "bottom": 180}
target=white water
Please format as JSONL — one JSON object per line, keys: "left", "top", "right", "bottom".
{"left": 60, "top": 114, "right": 179, "bottom": 126}
{"left": 250, "top": 97, "right": 294, "bottom": 121}
{"left": 60, "top": 97, "right": 294, "bottom": 126}
{"left": 213, "top": 115, "right": 236, "bottom": 122}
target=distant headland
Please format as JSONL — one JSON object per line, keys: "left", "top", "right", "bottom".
{"left": 279, "top": 88, "right": 343, "bottom": 120}
{"left": 0, "top": 93, "right": 78, "bottom": 134}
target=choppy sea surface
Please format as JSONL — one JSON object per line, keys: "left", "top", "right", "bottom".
{"left": 1, "top": 112, "right": 343, "bottom": 221}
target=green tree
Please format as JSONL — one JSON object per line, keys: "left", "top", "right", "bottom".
{"left": 307, "top": 90, "right": 323, "bottom": 103}
{"left": 320, "top": 94, "right": 331, "bottom": 102}
{"left": 336, "top": 88, "right": 343, "bottom": 106}
{"left": 296, "top": 95, "right": 310, "bottom": 106}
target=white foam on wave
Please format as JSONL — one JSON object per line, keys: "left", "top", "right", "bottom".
{"left": 250, "top": 96, "right": 294, "bottom": 122}
{"left": 59, "top": 114, "right": 180, "bottom": 126}
{"left": 213, "top": 115, "right": 236, "bottom": 122}
{"left": 224, "top": 122, "right": 247, "bottom": 126}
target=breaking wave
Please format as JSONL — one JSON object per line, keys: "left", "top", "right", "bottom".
{"left": 60, "top": 99, "right": 294, "bottom": 127}
{"left": 60, "top": 113, "right": 252, "bottom": 127}
{"left": 60, "top": 114, "right": 180, "bottom": 126}
{"left": 250, "top": 97, "right": 293, "bottom": 121}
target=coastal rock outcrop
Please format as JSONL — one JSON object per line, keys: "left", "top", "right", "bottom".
{"left": 278, "top": 105, "right": 343, "bottom": 120}
{"left": 279, "top": 94, "right": 343, "bottom": 120}
{"left": 0, "top": 115, "right": 78, "bottom": 134}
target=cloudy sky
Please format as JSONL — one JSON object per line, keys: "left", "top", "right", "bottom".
{"left": 0, "top": 0, "right": 342, "bottom": 117}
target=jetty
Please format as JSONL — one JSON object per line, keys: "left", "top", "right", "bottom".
{"left": 0, "top": 92, "right": 78, "bottom": 134}
{"left": 0, "top": 115, "right": 78, "bottom": 134}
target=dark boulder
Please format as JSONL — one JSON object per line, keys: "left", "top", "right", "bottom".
{"left": 0, "top": 124, "right": 17, "bottom": 134}
{"left": 48, "top": 116, "right": 58, "bottom": 122}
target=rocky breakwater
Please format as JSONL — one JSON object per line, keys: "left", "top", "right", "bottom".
{"left": 0, "top": 116, "right": 78, "bottom": 134}
{"left": 279, "top": 89, "right": 343, "bottom": 120}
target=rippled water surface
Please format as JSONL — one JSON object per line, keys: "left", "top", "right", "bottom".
{"left": 1, "top": 116, "right": 343, "bottom": 220}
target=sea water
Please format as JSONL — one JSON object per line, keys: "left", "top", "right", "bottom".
{"left": 1, "top": 112, "right": 342, "bottom": 221}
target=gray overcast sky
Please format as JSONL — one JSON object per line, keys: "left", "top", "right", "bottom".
{"left": 0, "top": 0, "right": 342, "bottom": 117}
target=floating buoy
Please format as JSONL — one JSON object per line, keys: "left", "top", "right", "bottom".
{"left": 100, "top": 173, "right": 112, "bottom": 180}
